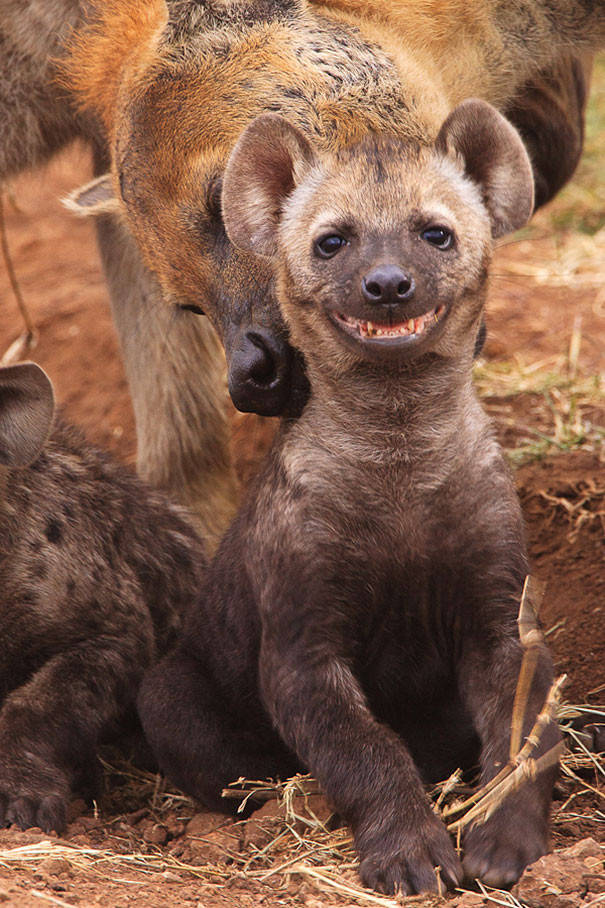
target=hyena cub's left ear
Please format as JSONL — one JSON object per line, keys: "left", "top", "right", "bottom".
{"left": 436, "top": 99, "right": 534, "bottom": 238}
{"left": 0, "top": 363, "right": 55, "bottom": 467}
{"left": 222, "top": 114, "right": 317, "bottom": 258}
{"left": 63, "top": 173, "right": 122, "bottom": 218}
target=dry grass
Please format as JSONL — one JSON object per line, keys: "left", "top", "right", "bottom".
{"left": 474, "top": 343, "right": 604, "bottom": 467}
{"left": 0, "top": 583, "right": 601, "bottom": 908}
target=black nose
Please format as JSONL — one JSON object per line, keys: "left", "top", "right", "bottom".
{"left": 227, "top": 328, "right": 291, "bottom": 416}
{"left": 361, "top": 265, "right": 415, "bottom": 305}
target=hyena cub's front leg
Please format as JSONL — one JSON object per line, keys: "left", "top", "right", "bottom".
{"left": 259, "top": 618, "right": 462, "bottom": 896}
{"left": 458, "top": 634, "right": 560, "bottom": 887}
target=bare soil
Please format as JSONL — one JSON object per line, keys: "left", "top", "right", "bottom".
{"left": 0, "top": 148, "right": 602, "bottom": 907}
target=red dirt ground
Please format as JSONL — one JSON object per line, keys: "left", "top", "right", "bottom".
{"left": 0, "top": 148, "right": 602, "bottom": 907}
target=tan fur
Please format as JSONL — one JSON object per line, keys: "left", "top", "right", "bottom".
{"left": 62, "top": 0, "right": 168, "bottom": 136}
{"left": 63, "top": 0, "right": 604, "bottom": 330}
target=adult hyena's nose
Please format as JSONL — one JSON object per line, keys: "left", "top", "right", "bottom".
{"left": 361, "top": 265, "right": 415, "bottom": 306}
{"left": 227, "top": 327, "right": 291, "bottom": 417}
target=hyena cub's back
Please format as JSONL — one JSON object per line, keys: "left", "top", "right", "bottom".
{"left": 0, "top": 362, "right": 206, "bottom": 833}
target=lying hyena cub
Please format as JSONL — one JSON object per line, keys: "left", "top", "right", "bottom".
{"left": 0, "top": 362, "right": 205, "bottom": 834}
{"left": 139, "top": 99, "right": 559, "bottom": 895}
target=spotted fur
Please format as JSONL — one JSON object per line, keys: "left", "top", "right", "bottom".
{"left": 0, "top": 364, "right": 205, "bottom": 834}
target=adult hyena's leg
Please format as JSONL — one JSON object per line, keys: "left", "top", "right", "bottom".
{"left": 94, "top": 212, "right": 239, "bottom": 549}
{"left": 505, "top": 53, "right": 592, "bottom": 210}
{"left": 0, "top": 1, "right": 90, "bottom": 181}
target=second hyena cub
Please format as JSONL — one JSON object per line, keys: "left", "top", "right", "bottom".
{"left": 0, "top": 362, "right": 205, "bottom": 834}
{"left": 139, "top": 100, "right": 559, "bottom": 895}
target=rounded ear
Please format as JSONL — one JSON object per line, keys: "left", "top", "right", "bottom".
{"left": 63, "top": 174, "right": 122, "bottom": 218}
{"left": 435, "top": 99, "right": 534, "bottom": 238}
{"left": 0, "top": 363, "right": 55, "bottom": 468}
{"left": 222, "top": 114, "right": 317, "bottom": 257}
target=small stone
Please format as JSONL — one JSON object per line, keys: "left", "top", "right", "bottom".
{"left": 455, "top": 893, "right": 488, "bottom": 907}
{"left": 38, "top": 857, "right": 71, "bottom": 877}
{"left": 187, "top": 811, "right": 233, "bottom": 837}
{"left": 562, "top": 838, "right": 603, "bottom": 861}
{"left": 126, "top": 808, "right": 149, "bottom": 825}
{"left": 242, "top": 799, "right": 285, "bottom": 850}
{"left": 67, "top": 799, "right": 87, "bottom": 823}
{"left": 0, "top": 890, "right": 10, "bottom": 903}
{"left": 143, "top": 823, "right": 169, "bottom": 846}
{"left": 188, "top": 827, "right": 241, "bottom": 865}
{"left": 165, "top": 818, "right": 186, "bottom": 838}
{"left": 291, "top": 794, "right": 335, "bottom": 832}
{"left": 161, "top": 871, "right": 182, "bottom": 883}
{"left": 524, "top": 853, "right": 587, "bottom": 893}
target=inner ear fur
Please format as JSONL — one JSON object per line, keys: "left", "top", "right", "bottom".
{"left": 436, "top": 98, "right": 534, "bottom": 238}
{"left": 0, "top": 363, "right": 55, "bottom": 468}
{"left": 222, "top": 114, "right": 317, "bottom": 257}
{"left": 63, "top": 173, "right": 122, "bottom": 218}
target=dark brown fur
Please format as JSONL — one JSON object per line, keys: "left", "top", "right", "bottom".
{"left": 0, "top": 363, "right": 206, "bottom": 833}
{"left": 138, "top": 103, "right": 560, "bottom": 896}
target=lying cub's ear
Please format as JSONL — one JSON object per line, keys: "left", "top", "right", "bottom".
{"left": 222, "top": 114, "right": 317, "bottom": 258}
{"left": 0, "top": 363, "right": 55, "bottom": 467}
{"left": 63, "top": 173, "right": 121, "bottom": 218}
{"left": 436, "top": 99, "right": 534, "bottom": 238}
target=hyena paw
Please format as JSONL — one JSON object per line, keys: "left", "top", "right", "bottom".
{"left": 0, "top": 761, "right": 69, "bottom": 833}
{"left": 0, "top": 792, "right": 67, "bottom": 834}
{"left": 358, "top": 810, "right": 462, "bottom": 895}
{"left": 463, "top": 805, "right": 548, "bottom": 888}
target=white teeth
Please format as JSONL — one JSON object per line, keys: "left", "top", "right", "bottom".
{"left": 335, "top": 306, "right": 444, "bottom": 340}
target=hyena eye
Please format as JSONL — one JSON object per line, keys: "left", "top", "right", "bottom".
{"left": 421, "top": 226, "right": 453, "bottom": 249}
{"left": 314, "top": 234, "right": 347, "bottom": 259}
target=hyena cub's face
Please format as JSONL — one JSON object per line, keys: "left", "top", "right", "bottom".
{"left": 222, "top": 100, "right": 534, "bottom": 369}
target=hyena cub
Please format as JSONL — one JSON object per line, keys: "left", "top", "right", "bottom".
{"left": 139, "top": 100, "right": 559, "bottom": 895}
{"left": 0, "top": 362, "right": 205, "bottom": 834}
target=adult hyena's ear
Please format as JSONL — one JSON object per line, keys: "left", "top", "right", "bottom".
{"left": 63, "top": 174, "right": 122, "bottom": 218}
{"left": 0, "top": 363, "right": 55, "bottom": 467}
{"left": 435, "top": 99, "right": 534, "bottom": 238}
{"left": 222, "top": 114, "right": 317, "bottom": 257}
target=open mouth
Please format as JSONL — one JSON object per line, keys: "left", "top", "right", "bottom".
{"left": 332, "top": 305, "right": 446, "bottom": 342}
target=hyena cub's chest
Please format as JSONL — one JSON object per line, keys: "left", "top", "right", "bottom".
{"left": 355, "top": 566, "right": 463, "bottom": 724}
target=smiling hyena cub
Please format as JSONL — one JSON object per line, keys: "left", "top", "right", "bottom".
{"left": 139, "top": 99, "right": 559, "bottom": 895}
{"left": 0, "top": 362, "right": 205, "bottom": 834}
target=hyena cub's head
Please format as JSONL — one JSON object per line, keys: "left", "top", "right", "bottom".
{"left": 222, "top": 99, "right": 534, "bottom": 373}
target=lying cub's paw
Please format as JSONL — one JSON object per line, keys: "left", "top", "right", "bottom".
{"left": 463, "top": 805, "right": 548, "bottom": 888}
{"left": 0, "top": 792, "right": 66, "bottom": 834}
{"left": 0, "top": 757, "right": 70, "bottom": 834}
{"left": 358, "top": 811, "right": 462, "bottom": 895}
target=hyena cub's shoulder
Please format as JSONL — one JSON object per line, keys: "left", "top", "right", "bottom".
{"left": 0, "top": 362, "right": 205, "bottom": 834}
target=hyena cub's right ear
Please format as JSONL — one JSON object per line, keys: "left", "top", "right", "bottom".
{"left": 436, "top": 99, "right": 535, "bottom": 238}
{"left": 0, "top": 363, "right": 55, "bottom": 467}
{"left": 63, "top": 174, "right": 122, "bottom": 218}
{"left": 222, "top": 114, "right": 317, "bottom": 258}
